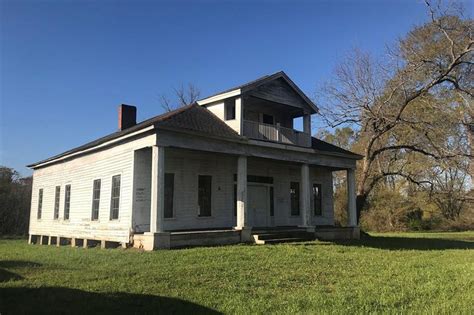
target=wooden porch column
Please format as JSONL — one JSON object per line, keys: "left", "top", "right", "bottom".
{"left": 235, "top": 155, "right": 248, "bottom": 230}
{"left": 150, "top": 145, "right": 165, "bottom": 233}
{"left": 347, "top": 168, "right": 357, "bottom": 227}
{"left": 300, "top": 163, "right": 312, "bottom": 228}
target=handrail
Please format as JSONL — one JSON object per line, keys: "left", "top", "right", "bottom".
{"left": 243, "top": 120, "right": 311, "bottom": 147}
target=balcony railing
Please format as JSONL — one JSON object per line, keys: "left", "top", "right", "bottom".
{"left": 243, "top": 120, "right": 311, "bottom": 147}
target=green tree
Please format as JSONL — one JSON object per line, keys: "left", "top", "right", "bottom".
{"left": 317, "top": 1, "right": 473, "bottom": 221}
{"left": 0, "top": 167, "right": 32, "bottom": 235}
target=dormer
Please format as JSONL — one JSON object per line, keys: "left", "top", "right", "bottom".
{"left": 197, "top": 71, "right": 317, "bottom": 147}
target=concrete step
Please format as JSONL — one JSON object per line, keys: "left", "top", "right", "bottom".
{"left": 254, "top": 231, "right": 313, "bottom": 241}
{"left": 254, "top": 237, "right": 312, "bottom": 245}
{"left": 252, "top": 230, "right": 315, "bottom": 244}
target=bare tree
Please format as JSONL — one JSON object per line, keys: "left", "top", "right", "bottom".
{"left": 159, "top": 83, "right": 201, "bottom": 112}
{"left": 317, "top": 1, "right": 473, "bottom": 220}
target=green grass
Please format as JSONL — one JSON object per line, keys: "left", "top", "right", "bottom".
{"left": 1, "top": 232, "right": 473, "bottom": 314}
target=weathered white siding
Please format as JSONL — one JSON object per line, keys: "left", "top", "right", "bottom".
{"left": 29, "top": 134, "right": 155, "bottom": 243}
{"left": 205, "top": 97, "right": 242, "bottom": 134}
{"left": 158, "top": 148, "right": 334, "bottom": 231}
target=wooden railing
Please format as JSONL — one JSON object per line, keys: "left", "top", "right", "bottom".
{"left": 243, "top": 120, "right": 311, "bottom": 147}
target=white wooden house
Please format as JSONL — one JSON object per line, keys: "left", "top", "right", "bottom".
{"left": 28, "top": 71, "right": 362, "bottom": 250}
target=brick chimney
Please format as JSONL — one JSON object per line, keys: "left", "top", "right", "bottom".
{"left": 118, "top": 104, "right": 137, "bottom": 131}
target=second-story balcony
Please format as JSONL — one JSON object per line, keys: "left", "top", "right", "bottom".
{"left": 243, "top": 120, "right": 311, "bottom": 147}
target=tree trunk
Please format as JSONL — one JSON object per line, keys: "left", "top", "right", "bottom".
{"left": 356, "top": 193, "right": 368, "bottom": 224}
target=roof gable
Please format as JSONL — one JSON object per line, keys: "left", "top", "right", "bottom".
{"left": 198, "top": 71, "right": 318, "bottom": 113}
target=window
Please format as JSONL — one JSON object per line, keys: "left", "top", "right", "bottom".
{"left": 198, "top": 175, "right": 212, "bottom": 217}
{"left": 110, "top": 175, "right": 121, "bottom": 220}
{"left": 91, "top": 179, "right": 101, "bottom": 221}
{"left": 54, "top": 186, "right": 60, "bottom": 219}
{"left": 37, "top": 189, "right": 43, "bottom": 219}
{"left": 224, "top": 99, "right": 236, "bottom": 120}
{"left": 313, "top": 184, "right": 322, "bottom": 216}
{"left": 233, "top": 174, "right": 273, "bottom": 184}
{"left": 290, "top": 182, "right": 300, "bottom": 216}
{"left": 64, "top": 184, "right": 71, "bottom": 220}
{"left": 164, "top": 173, "right": 174, "bottom": 218}
{"left": 233, "top": 184, "right": 237, "bottom": 216}
{"left": 262, "top": 114, "right": 274, "bottom": 125}
{"left": 270, "top": 186, "right": 274, "bottom": 217}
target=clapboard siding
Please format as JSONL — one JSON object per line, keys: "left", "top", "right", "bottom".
{"left": 29, "top": 134, "right": 155, "bottom": 242}
{"left": 161, "top": 148, "right": 334, "bottom": 231}
{"left": 204, "top": 98, "right": 242, "bottom": 134}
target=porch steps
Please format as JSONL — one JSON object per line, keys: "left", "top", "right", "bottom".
{"left": 252, "top": 228, "right": 315, "bottom": 245}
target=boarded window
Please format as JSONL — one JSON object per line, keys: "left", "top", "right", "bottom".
{"left": 270, "top": 186, "right": 274, "bottom": 217}
{"left": 198, "top": 175, "right": 212, "bottom": 217}
{"left": 290, "top": 182, "right": 300, "bottom": 216}
{"left": 91, "top": 179, "right": 101, "bottom": 221}
{"left": 54, "top": 186, "right": 60, "bottom": 220}
{"left": 164, "top": 173, "right": 174, "bottom": 218}
{"left": 313, "top": 184, "right": 322, "bottom": 216}
{"left": 64, "top": 184, "right": 71, "bottom": 220}
{"left": 225, "top": 99, "right": 236, "bottom": 120}
{"left": 110, "top": 175, "right": 121, "bottom": 220}
{"left": 37, "top": 189, "right": 43, "bottom": 219}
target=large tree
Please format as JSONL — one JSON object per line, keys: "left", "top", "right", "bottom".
{"left": 317, "top": 1, "right": 473, "bottom": 220}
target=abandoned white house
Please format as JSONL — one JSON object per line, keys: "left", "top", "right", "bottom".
{"left": 28, "top": 71, "right": 362, "bottom": 250}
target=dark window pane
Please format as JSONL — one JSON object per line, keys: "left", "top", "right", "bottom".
{"left": 64, "top": 185, "right": 71, "bottom": 220}
{"left": 54, "top": 186, "right": 60, "bottom": 220}
{"left": 233, "top": 184, "right": 237, "bottom": 216}
{"left": 198, "top": 175, "right": 212, "bottom": 217}
{"left": 37, "top": 189, "right": 43, "bottom": 219}
{"left": 110, "top": 175, "right": 121, "bottom": 220}
{"left": 290, "top": 182, "right": 300, "bottom": 216}
{"left": 233, "top": 174, "right": 273, "bottom": 184}
{"left": 270, "top": 186, "right": 274, "bottom": 217}
{"left": 313, "top": 184, "right": 322, "bottom": 216}
{"left": 91, "top": 179, "right": 101, "bottom": 221}
{"left": 225, "top": 99, "right": 236, "bottom": 120}
{"left": 164, "top": 173, "right": 174, "bottom": 218}
{"left": 262, "top": 114, "right": 274, "bottom": 125}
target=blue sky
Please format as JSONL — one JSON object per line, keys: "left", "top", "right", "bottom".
{"left": 1, "top": 0, "right": 469, "bottom": 176}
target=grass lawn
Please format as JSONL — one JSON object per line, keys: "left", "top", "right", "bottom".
{"left": 1, "top": 231, "right": 473, "bottom": 314}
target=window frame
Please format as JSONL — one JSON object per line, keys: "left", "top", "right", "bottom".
{"left": 37, "top": 188, "right": 43, "bottom": 220}
{"left": 64, "top": 184, "right": 71, "bottom": 220}
{"left": 290, "top": 181, "right": 300, "bottom": 216}
{"left": 224, "top": 98, "right": 236, "bottom": 121}
{"left": 262, "top": 113, "right": 274, "bottom": 125}
{"left": 53, "top": 186, "right": 60, "bottom": 220}
{"left": 110, "top": 175, "right": 121, "bottom": 220}
{"left": 91, "top": 179, "right": 101, "bottom": 221}
{"left": 269, "top": 186, "right": 275, "bottom": 217}
{"left": 164, "top": 173, "right": 175, "bottom": 219}
{"left": 197, "top": 174, "right": 212, "bottom": 217}
{"left": 313, "top": 183, "right": 323, "bottom": 216}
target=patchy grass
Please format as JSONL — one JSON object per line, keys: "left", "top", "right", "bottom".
{"left": 1, "top": 232, "right": 473, "bottom": 314}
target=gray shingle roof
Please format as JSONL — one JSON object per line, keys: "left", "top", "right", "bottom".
{"left": 311, "top": 137, "right": 361, "bottom": 158}
{"left": 28, "top": 104, "right": 241, "bottom": 167}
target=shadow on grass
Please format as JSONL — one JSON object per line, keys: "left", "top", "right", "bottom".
{"left": 0, "top": 260, "right": 42, "bottom": 282}
{"left": 332, "top": 234, "right": 474, "bottom": 250}
{"left": 0, "top": 287, "right": 222, "bottom": 314}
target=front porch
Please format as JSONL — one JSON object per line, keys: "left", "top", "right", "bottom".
{"left": 131, "top": 145, "right": 359, "bottom": 250}
{"left": 132, "top": 226, "right": 360, "bottom": 250}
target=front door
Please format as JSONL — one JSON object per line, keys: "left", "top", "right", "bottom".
{"left": 248, "top": 185, "right": 269, "bottom": 227}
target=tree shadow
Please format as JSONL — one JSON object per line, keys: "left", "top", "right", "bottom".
{"left": 0, "top": 260, "right": 41, "bottom": 282}
{"left": 0, "top": 287, "right": 222, "bottom": 314}
{"left": 332, "top": 234, "right": 474, "bottom": 250}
